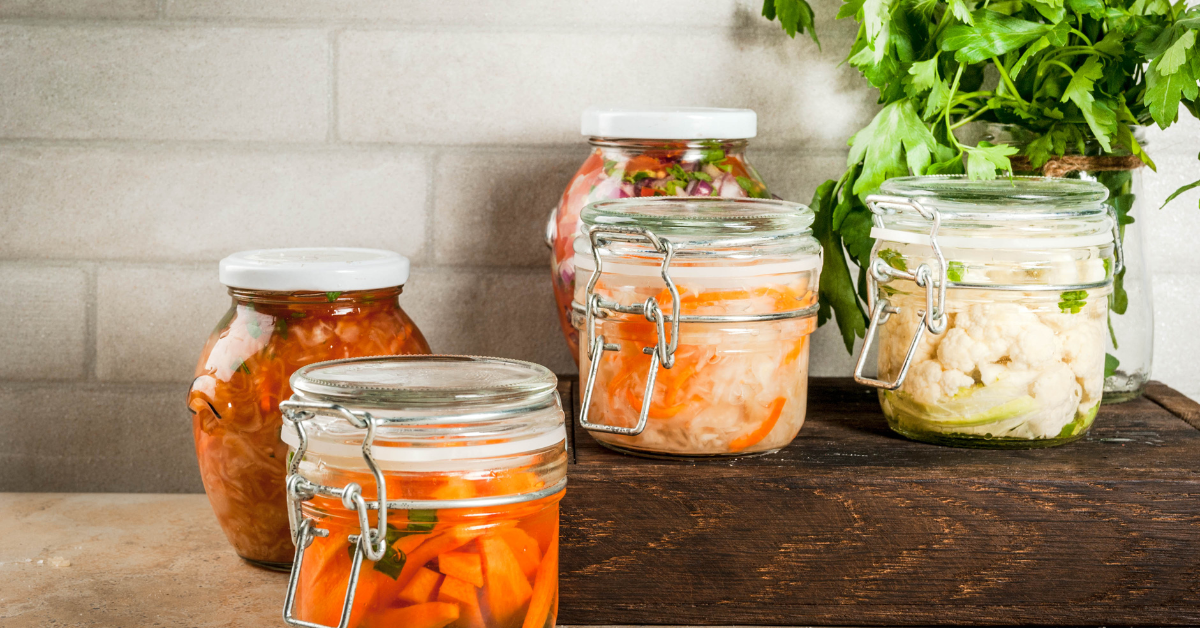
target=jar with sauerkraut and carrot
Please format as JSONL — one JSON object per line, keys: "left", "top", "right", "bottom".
{"left": 853, "top": 177, "right": 1117, "bottom": 448}
{"left": 280, "top": 355, "right": 566, "bottom": 628}
{"left": 187, "top": 248, "right": 430, "bottom": 570}
{"left": 548, "top": 107, "right": 772, "bottom": 364}
{"left": 573, "top": 197, "right": 821, "bottom": 457}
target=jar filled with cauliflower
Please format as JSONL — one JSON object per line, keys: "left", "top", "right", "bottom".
{"left": 856, "top": 176, "right": 1116, "bottom": 448}
{"left": 573, "top": 197, "right": 821, "bottom": 457}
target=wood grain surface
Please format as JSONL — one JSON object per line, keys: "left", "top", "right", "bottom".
{"left": 559, "top": 379, "right": 1200, "bottom": 625}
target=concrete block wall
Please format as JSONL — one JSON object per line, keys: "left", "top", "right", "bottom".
{"left": 0, "top": 1, "right": 1196, "bottom": 492}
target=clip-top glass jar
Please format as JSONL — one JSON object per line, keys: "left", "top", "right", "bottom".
{"left": 853, "top": 176, "right": 1119, "bottom": 448}
{"left": 548, "top": 107, "right": 773, "bottom": 363}
{"left": 574, "top": 197, "right": 821, "bottom": 457}
{"left": 187, "top": 248, "right": 430, "bottom": 570}
{"left": 279, "top": 355, "right": 566, "bottom": 628}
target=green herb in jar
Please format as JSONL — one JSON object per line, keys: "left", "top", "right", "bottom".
{"left": 1059, "top": 290, "right": 1089, "bottom": 314}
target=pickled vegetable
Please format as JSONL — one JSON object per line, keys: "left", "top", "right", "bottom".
{"left": 187, "top": 288, "right": 429, "bottom": 567}
{"left": 579, "top": 276, "right": 816, "bottom": 455}
{"left": 878, "top": 284, "right": 1109, "bottom": 446}
{"left": 292, "top": 468, "right": 562, "bottom": 628}
{"left": 551, "top": 143, "right": 770, "bottom": 363}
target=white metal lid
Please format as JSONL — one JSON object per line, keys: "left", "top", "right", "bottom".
{"left": 218, "top": 248, "right": 410, "bottom": 291}
{"left": 581, "top": 107, "right": 757, "bottom": 139}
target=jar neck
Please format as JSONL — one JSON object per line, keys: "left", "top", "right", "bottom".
{"left": 587, "top": 138, "right": 749, "bottom": 153}
{"left": 228, "top": 286, "right": 404, "bottom": 307}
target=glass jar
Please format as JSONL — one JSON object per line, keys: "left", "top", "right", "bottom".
{"left": 548, "top": 107, "right": 772, "bottom": 363}
{"left": 187, "top": 248, "right": 430, "bottom": 570}
{"left": 853, "top": 176, "right": 1118, "bottom": 448}
{"left": 963, "top": 122, "right": 1155, "bottom": 403}
{"left": 573, "top": 197, "right": 821, "bottom": 457}
{"left": 279, "top": 355, "right": 567, "bottom": 628}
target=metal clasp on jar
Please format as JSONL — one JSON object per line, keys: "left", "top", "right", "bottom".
{"left": 577, "top": 225, "right": 682, "bottom": 436}
{"left": 279, "top": 400, "right": 569, "bottom": 628}
{"left": 853, "top": 195, "right": 950, "bottom": 391}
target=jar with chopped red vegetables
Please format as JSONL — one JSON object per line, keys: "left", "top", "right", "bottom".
{"left": 280, "top": 355, "right": 566, "bottom": 628}
{"left": 187, "top": 248, "right": 430, "bottom": 570}
{"left": 547, "top": 107, "right": 772, "bottom": 363}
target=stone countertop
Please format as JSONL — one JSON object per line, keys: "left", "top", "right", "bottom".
{"left": 0, "top": 493, "right": 282, "bottom": 627}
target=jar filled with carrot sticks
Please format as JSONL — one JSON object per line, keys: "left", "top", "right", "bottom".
{"left": 187, "top": 248, "right": 430, "bottom": 570}
{"left": 573, "top": 197, "right": 821, "bottom": 457}
{"left": 280, "top": 355, "right": 566, "bottom": 628}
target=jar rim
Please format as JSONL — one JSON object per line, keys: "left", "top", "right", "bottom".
{"left": 290, "top": 354, "right": 559, "bottom": 410}
{"left": 582, "top": 197, "right": 813, "bottom": 239}
{"left": 879, "top": 175, "right": 1109, "bottom": 217}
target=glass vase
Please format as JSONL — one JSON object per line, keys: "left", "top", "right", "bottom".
{"left": 962, "top": 123, "right": 1155, "bottom": 403}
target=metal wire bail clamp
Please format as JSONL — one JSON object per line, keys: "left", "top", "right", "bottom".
{"left": 280, "top": 400, "right": 388, "bottom": 628}
{"left": 853, "top": 194, "right": 949, "bottom": 390}
{"left": 577, "top": 225, "right": 681, "bottom": 436}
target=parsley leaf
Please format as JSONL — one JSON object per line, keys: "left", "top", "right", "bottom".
{"left": 811, "top": 180, "right": 867, "bottom": 351}
{"left": 941, "top": 11, "right": 1050, "bottom": 64}
{"left": 1104, "top": 353, "right": 1120, "bottom": 379}
{"left": 762, "top": 0, "right": 820, "bottom": 45}
{"left": 325, "top": 291, "right": 342, "bottom": 302}
{"left": 946, "top": 261, "right": 966, "bottom": 282}
{"left": 848, "top": 100, "right": 940, "bottom": 199}
{"left": 878, "top": 248, "right": 908, "bottom": 271}
{"left": 1058, "top": 290, "right": 1089, "bottom": 314}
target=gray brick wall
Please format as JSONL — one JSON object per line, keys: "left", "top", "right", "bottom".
{"left": 0, "top": 0, "right": 1196, "bottom": 492}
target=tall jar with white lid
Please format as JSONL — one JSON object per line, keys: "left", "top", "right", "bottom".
{"left": 853, "top": 176, "right": 1117, "bottom": 448}
{"left": 187, "top": 248, "right": 430, "bottom": 570}
{"left": 280, "top": 355, "right": 566, "bottom": 628}
{"left": 573, "top": 197, "right": 821, "bottom": 458}
{"left": 548, "top": 107, "right": 772, "bottom": 363}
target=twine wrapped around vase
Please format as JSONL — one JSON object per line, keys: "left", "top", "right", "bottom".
{"left": 1010, "top": 154, "right": 1145, "bottom": 177}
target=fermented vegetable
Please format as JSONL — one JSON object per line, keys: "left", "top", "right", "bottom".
{"left": 579, "top": 276, "right": 816, "bottom": 455}
{"left": 292, "top": 467, "right": 562, "bottom": 628}
{"left": 187, "top": 288, "right": 429, "bottom": 567}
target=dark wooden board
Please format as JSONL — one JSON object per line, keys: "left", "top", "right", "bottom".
{"left": 556, "top": 377, "right": 1200, "bottom": 626}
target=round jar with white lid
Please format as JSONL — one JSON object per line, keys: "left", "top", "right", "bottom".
{"left": 187, "top": 248, "right": 430, "bottom": 570}
{"left": 573, "top": 197, "right": 821, "bottom": 458}
{"left": 280, "top": 355, "right": 566, "bottom": 628}
{"left": 548, "top": 107, "right": 773, "bottom": 365}
{"left": 853, "top": 176, "right": 1117, "bottom": 448}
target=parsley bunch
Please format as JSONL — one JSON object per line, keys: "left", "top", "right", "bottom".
{"left": 764, "top": 0, "right": 1200, "bottom": 351}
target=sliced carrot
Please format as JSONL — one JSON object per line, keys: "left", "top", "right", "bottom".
{"left": 364, "top": 601, "right": 460, "bottom": 628}
{"left": 295, "top": 534, "right": 383, "bottom": 628}
{"left": 438, "top": 576, "right": 486, "bottom": 628}
{"left": 479, "top": 534, "right": 533, "bottom": 623}
{"left": 521, "top": 524, "right": 558, "bottom": 628}
{"left": 438, "top": 551, "right": 483, "bottom": 588}
{"left": 432, "top": 477, "right": 477, "bottom": 500}
{"left": 784, "top": 335, "right": 808, "bottom": 364}
{"left": 518, "top": 502, "right": 559, "bottom": 556}
{"left": 398, "top": 566, "right": 443, "bottom": 604}
{"left": 373, "top": 532, "right": 436, "bottom": 604}
{"left": 729, "top": 397, "right": 787, "bottom": 452}
{"left": 394, "top": 527, "right": 485, "bottom": 592}
{"left": 624, "top": 154, "right": 662, "bottom": 173}
{"left": 498, "top": 527, "right": 542, "bottom": 580}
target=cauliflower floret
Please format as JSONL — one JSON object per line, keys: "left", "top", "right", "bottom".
{"left": 978, "top": 361, "right": 1006, "bottom": 385}
{"left": 1061, "top": 323, "right": 1104, "bottom": 380}
{"left": 1026, "top": 362, "right": 1083, "bottom": 437}
{"left": 956, "top": 303, "right": 1039, "bottom": 363}
{"left": 936, "top": 327, "right": 989, "bottom": 374}
{"left": 906, "top": 360, "right": 945, "bottom": 405}
{"left": 941, "top": 368, "right": 975, "bottom": 397}
{"left": 1009, "top": 322, "right": 1062, "bottom": 369}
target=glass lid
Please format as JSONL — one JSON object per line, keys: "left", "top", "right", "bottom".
{"left": 879, "top": 176, "right": 1109, "bottom": 219}
{"left": 290, "top": 355, "right": 559, "bottom": 409}
{"left": 581, "top": 197, "right": 813, "bottom": 239}
{"left": 873, "top": 176, "right": 1114, "bottom": 245}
